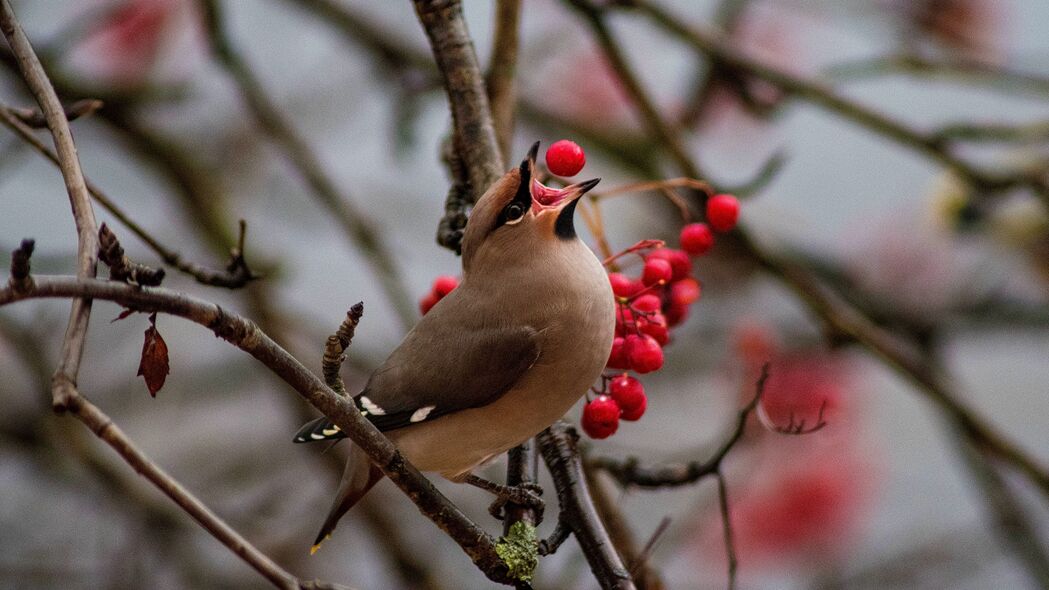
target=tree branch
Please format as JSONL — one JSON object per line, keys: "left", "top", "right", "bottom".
{"left": 0, "top": 272, "right": 517, "bottom": 585}
{"left": 0, "top": 102, "right": 259, "bottom": 287}
{"left": 0, "top": 0, "right": 100, "bottom": 412}
{"left": 538, "top": 422, "right": 637, "bottom": 590}
{"left": 198, "top": 0, "right": 416, "bottom": 331}
{"left": 412, "top": 0, "right": 505, "bottom": 251}
{"left": 485, "top": 0, "right": 521, "bottom": 162}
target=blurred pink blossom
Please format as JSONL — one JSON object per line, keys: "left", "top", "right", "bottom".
{"left": 67, "top": 0, "right": 203, "bottom": 87}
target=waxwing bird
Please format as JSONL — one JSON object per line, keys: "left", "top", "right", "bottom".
{"left": 294, "top": 142, "right": 615, "bottom": 552}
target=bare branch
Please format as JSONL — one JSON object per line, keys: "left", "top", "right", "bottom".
{"left": 591, "top": 365, "right": 768, "bottom": 488}
{"left": 0, "top": 273, "right": 517, "bottom": 585}
{"left": 0, "top": 0, "right": 100, "bottom": 412}
{"left": 486, "top": 0, "right": 521, "bottom": 162}
{"left": 322, "top": 302, "right": 364, "bottom": 395}
{"left": 98, "top": 223, "right": 166, "bottom": 287}
{"left": 7, "top": 98, "right": 103, "bottom": 128}
{"left": 197, "top": 0, "right": 416, "bottom": 330}
{"left": 538, "top": 422, "right": 637, "bottom": 590}
{"left": 0, "top": 103, "right": 258, "bottom": 288}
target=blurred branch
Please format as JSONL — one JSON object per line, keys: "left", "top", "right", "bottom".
{"left": 954, "top": 426, "right": 1049, "bottom": 588}
{"left": 563, "top": 0, "right": 1049, "bottom": 504}
{"left": 0, "top": 102, "right": 258, "bottom": 288}
{"left": 678, "top": 0, "right": 756, "bottom": 128}
{"left": 584, "top": 465, "right": 666, "bottom": 590}
{"left": 0, "top": 0, "right": 99, "bottom": 413}
{"left": 66, "top": 390, "right": 344, "bottom": 590}
{"left": 932, "top": 119, "right": 1049, "bottom": 145}
{"left": 6, "top": 98, "right": 102, "bottom": 128}
{"left": 198, "top": 0, "right": 416, "bottom": 331}
{"left": 610, "top": 0, "right": 1049, "bottom": 208}
{"left": 538, "top": 422, "right": 637, "bottom": 590}
{"left": 0, "top": 272, "right": 518, "bottom": 585}
{"left": 486, "top": 0, "right": 521, "bottom": 162}
{"left": 825, "top": 54, "right": 1049, "bottom": 97}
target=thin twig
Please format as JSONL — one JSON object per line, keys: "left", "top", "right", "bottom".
{"left": 65, "top": 392, "right": 331, "bottom": 590}
{"left": 198, "top": 0, "right": 416, "bottom": 330}
{"left": 565, "top": 0, "right": 1049, "bottom": 503}
{"left": 321, "top": 302, "right": 364, "bottom": 396}
{"left": 715, "top": 472, "right": 737, "bottom": 590}
{"left": 0, "top": 103, "right": 258, "bottom": 288}
{"left": 7, "top": 98, "right": 103, "bottom": 128}
{"left": 615, "top": 0, "right": 1049, "bottom": 207}
{"left": 0, "top": 0, "right": 99, "bottom": 412}
{"left": 825, "top": 53, "right": 1049, "bottom": 97}
{"left": 592, "top": 365, "right": 768, "bottom": 488}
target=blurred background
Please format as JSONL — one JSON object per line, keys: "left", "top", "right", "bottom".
{"left": 2, "top": 0, "right": 1049, "bottom": 588}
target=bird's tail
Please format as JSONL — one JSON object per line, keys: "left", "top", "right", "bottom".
{"left": 311, "top": 443, "right": 384, "bottom": 554}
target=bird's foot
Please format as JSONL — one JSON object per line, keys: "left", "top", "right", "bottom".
{"left": 464, "top": 475, "right": 545, "bottom": 521}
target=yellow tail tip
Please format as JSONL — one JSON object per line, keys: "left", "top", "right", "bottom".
{"left": 309, "top": 534, "right": 332, "bottom": 555}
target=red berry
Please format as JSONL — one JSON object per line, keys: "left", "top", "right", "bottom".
{"left": 607, "top": 336, "right": 629, "bottom": 369}
{"left": 641, "top": 258, "right": 673, "bottom": 286}
{"left": 647, "top": 248, "right": 692, "bottom": 281}
{"left": 582, "top": 395, "right": 620, "bottom": 439}
{"left": 707, "top": 194, "right": 740, "bottom": 232}
{"left": 608, "top": 272, "right": 641, "bottom": 298}
{"left": 545, "top": 140, "right": 586, "bottom": 177}
{"left": 609, "top": 374, "right": 645, "bottom": 412}
{"left": 639, "top": 313, "right": 669, "bottom": 345}
{"left": 431, "top": 275, "right": 459, "bottom": 297}
{"left": 620, "top": 395, "right": 647, "bottom": 421}
{"left": 632, "top": 294, "right": 662, "bottom": 313}
{"left": 669, "top": 278, "right": 701, "bottom": 307}
{"left": 665, "top": 302, "right": 690, "bottom": 327}
{"left": 419, "top": 292, "right": 440, "bottom": 315}
{"left": 626, "top": 334, "right": 664, "bottom": 374}
{"left": 679, "top": 223, "right": 715, "bottom": 256}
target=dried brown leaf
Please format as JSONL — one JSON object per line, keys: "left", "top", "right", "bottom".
{"left": 137, "top": 313, "right": 169, "bottom": 397}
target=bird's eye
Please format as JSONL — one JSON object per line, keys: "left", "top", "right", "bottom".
{"left": 503, "top": 203, "right": 524, "bottom": 222}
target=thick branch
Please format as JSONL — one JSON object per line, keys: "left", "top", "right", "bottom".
{"left": 0, "top": 274, "right": 515, "bottom": 585}
{"left": 538, "top": 422, "right": 636, "bottom": 590}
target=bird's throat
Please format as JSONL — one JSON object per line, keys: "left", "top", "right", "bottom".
{"left": 554, "top": 199, "right": 578, "bottom": 240}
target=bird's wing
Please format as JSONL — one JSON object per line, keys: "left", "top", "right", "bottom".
{"left": 357, "top": 324, "right": 541, "bottom": 431}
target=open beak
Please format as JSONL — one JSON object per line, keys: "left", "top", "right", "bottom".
{"left": 530, "top": 177, "right": 600, "bottom": 214}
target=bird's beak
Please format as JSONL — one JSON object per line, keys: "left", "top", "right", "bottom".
{"left": 530, "top": 177, "right": 601, "bottom": 215}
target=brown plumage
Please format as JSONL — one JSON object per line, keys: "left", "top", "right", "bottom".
{"left": 296, "top": 143, "right": 615, "bottom": 552}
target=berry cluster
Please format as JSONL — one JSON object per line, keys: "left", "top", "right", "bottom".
{"left": 581, "top": 193, "right": 741, "bottom": 439}
{"left": 419, "top": 275, "right": 459, "bottom": 315}
{"left": 419, "top": 140, "right": 743, "bottom": 441}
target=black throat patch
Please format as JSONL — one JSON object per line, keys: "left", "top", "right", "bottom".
{"left": 554, "top": 198, "right": 578, "bottom": 240}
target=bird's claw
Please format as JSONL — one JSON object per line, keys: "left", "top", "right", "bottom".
{"left": 488, "top": 482, "right": 545, "bottom": 521}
